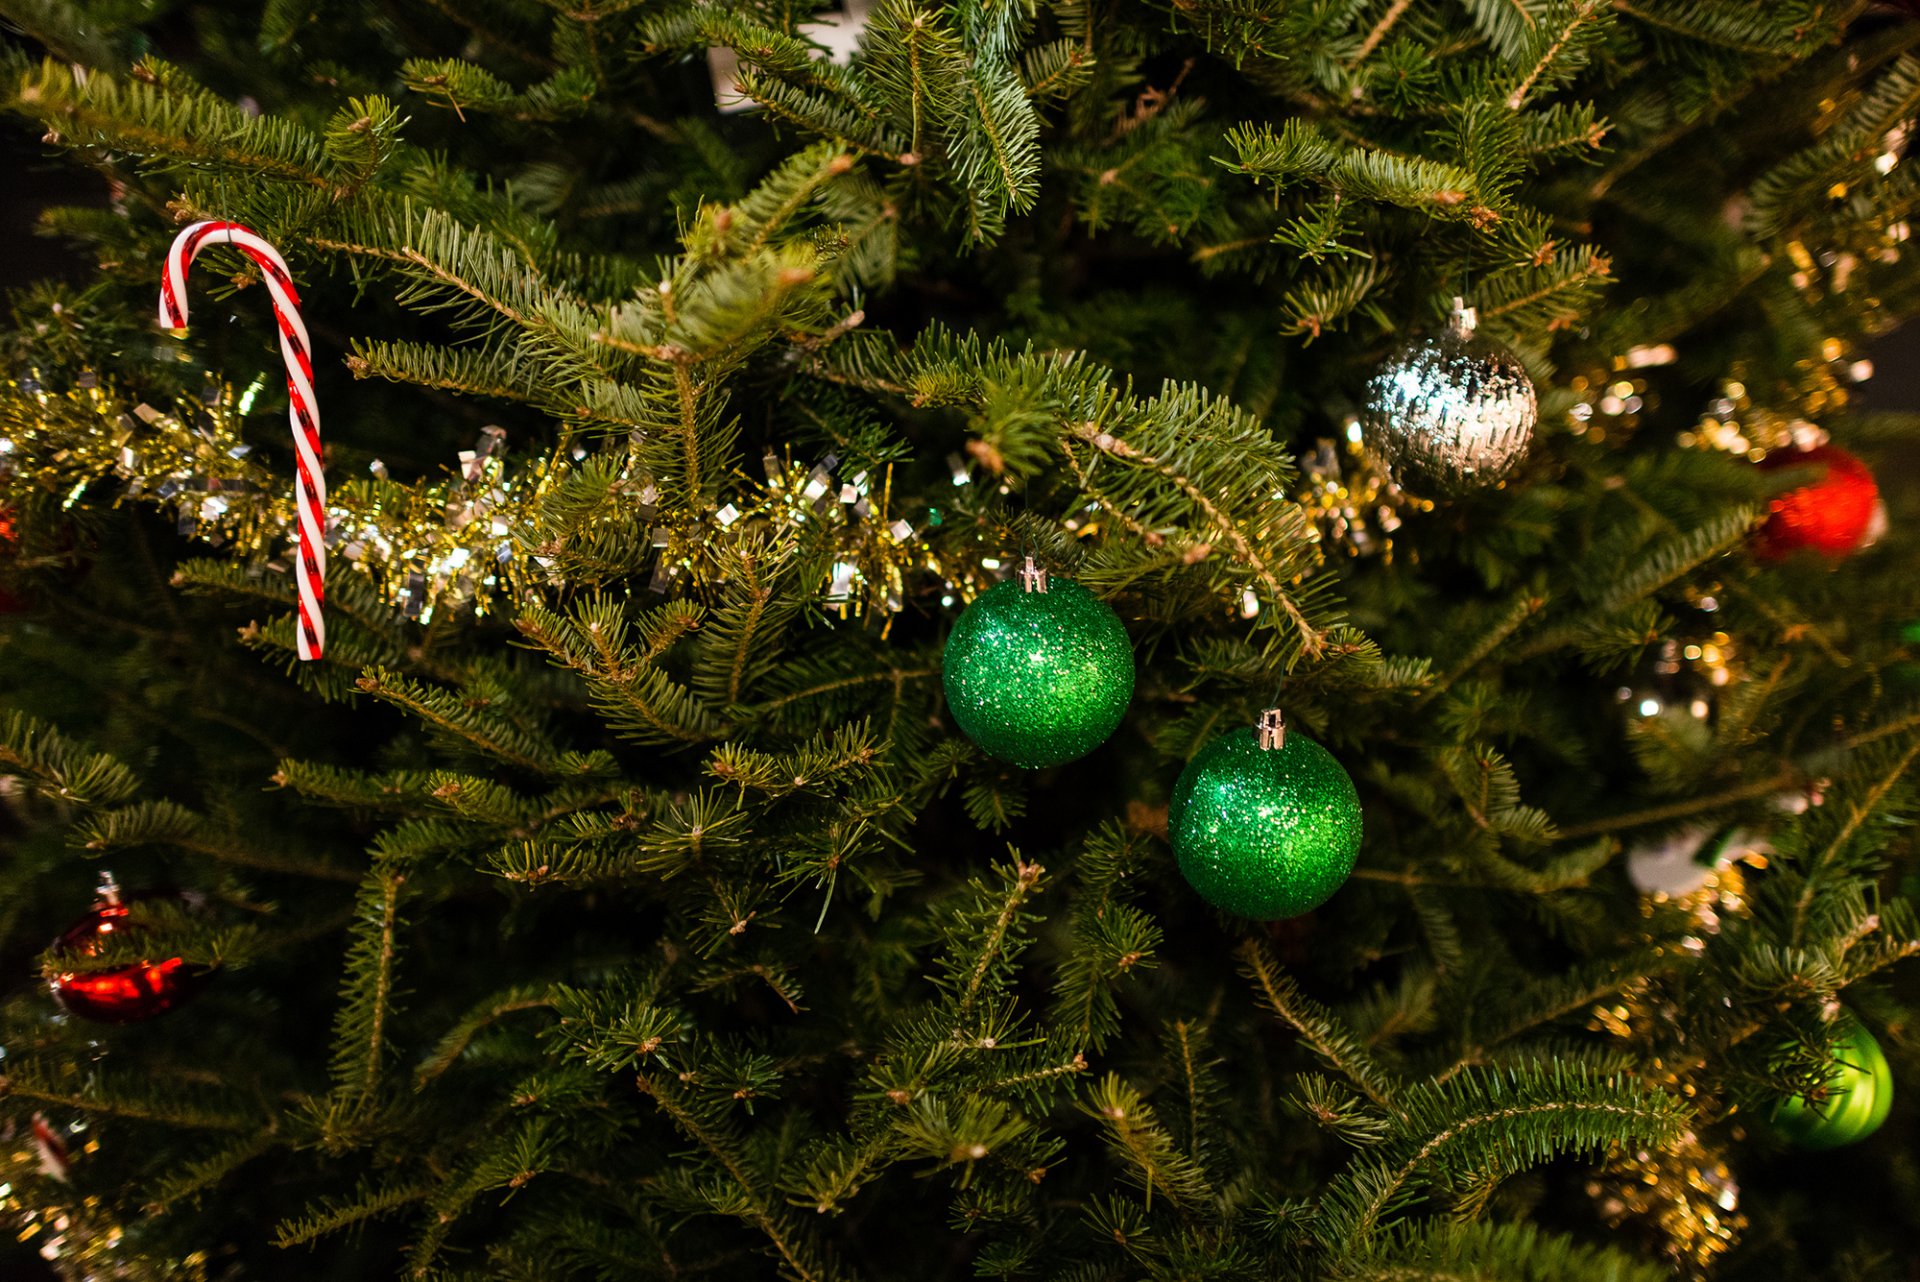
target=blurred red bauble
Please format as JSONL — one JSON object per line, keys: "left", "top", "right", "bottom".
{"left": 0, "top": 507, "right": 27, "bottom": 613}
{"left": 48, "top": 881, "right": 207, "bottom": 1023}
{"left": 1754, "top": 444, "right": 1880, "bottom": 561}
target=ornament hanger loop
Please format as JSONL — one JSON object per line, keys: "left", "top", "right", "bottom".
{"left": 96, "top": 870, "right": 122, "bottom": 906}
{"left": 1017, "top": 555, "right": 1049, "bottom": 593}
{"left": 1257, "top": 706, "right": 1286, "bottom": 751}
{"left": 1449, "top": 295, "right": 1479, "bottom": 338}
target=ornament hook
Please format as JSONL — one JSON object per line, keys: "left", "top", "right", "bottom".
{"left": 1017, "top": 555, "right": 1049, "bottom": 594}
{"left": 1256, "top": 707, "right": 1286, "bottom": 751}
{"left": 1449, "top": 296, "right": 1478, "bottom": 339}
{"left": 95, "top": 870, "right": 123, "bottom": 906}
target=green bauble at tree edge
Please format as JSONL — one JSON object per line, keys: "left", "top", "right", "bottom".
{"left": 1770, "top": 1018, "right": 1894, "bottom": 1150}
{"left": 1170, "top": 715, "right": 1363, "bottom": 919}
{"left": 942, "top": 569, "right": 1134, "bottom": 769}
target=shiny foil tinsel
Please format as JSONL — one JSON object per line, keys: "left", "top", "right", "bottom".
{"left": 1295, "top": 435, "right": 1431, "bottom": 560}
{"left": 1583, "top": 833, "right": 1766, "bottom": 1278}
{"left": 1589, "top": 1131, "right": 1745, "bottom": 1279}
{"left": 0, "top": 371, "right": 955, "bottom": 639}
{"left": 1360, "top": 311, "right": 1538, "bottom": 498}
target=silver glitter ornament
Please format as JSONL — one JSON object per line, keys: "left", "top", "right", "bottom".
{"left": 1360, "top": 299, "right": 1537, "bottom": 498}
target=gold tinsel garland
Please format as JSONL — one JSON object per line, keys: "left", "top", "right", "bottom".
{"left": 1293, "top": 422, "right": 1432, "bottom": 561}
{"left": 0, "top": 372, "right": 955, "bottom": 637}
{"left": 1588, "top": 1130, "right": 1747, "bottom": 1279}
{"left": 1585, "top": 836, "right": 1772, "bottom": 1276}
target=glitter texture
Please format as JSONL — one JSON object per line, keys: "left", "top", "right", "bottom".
{"left": 942, "top": 576, "right": 1134, "bottom": 768}
{"left": 1169, "top": 728, "right": 1362, "bottom": 919}
{"left": 1360, "top": 315, "right": 1538, "bottom": 498}
{"left": 1769, "top": 1018, "right": 1893, "bottom": 1149}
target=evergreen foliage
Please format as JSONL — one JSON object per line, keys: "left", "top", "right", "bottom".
{"left": 0, "top": 1, "right": 1917, "bottom": 1279}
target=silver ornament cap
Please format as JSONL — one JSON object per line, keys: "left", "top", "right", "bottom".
{"left": 1360, "top": 299, "right": 1538, "bottom": 498}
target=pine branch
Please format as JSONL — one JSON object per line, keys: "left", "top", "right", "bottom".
{"left": 1, "top": 1061, "right": 260, "bottom": 1131}
{"left": 1413, "top": 591, "right": 1547, "bottom": 707}
{"left": 1317, "top": 1066, "right": 1688, "bottom": 1245}
{"left": 514, "top": 600, "right": 731, "bottom": 746}
{"left": 1082, "top": 1073, "right": 1215, "bottom": 1211}
{"left": 1788, "top": 734, "right": 1920, "bottom": 946}
{"left": 355, "top": 666, "right": 561, "bottom": 772}
{"left": 416, "top": 985, "right": 558, "bottom": 1083}
{"left": 1436, "top": 951, "right": 1667, "bottom": 1081}
{"left": 14, "top": 58, "right": 334, "bottom": 186}
{"left": 402, "top": 59, "right": 596, "bottom": 121}
{"left": 1553, "top": 771, "right": 1797, "bottom": 839}
{"left": 1238, "top": 938, "right": 1404, "bottom": 1111}
{"left": 1610, "top": 0, "right": 1849, "bottom": 56}
{"left": 325, "top": 859, "right": 410, "bottom": 1119}
{"left": 78, "top": 798, "right": 359, "bottom": 881}
{"left": 1164, "top": 1018, "right": 1218, "bottom": 1169}
{"left": 1503, "top": 1, "right": 1607, "bottom": 111}
{"left": 347, "top": 338, "right": 546, "bottom": 405}
{"left": 635, "top": 1072, "right": 850, "bottom": 1282}
{"left": 1065, "top": 418, "right": 1328, "bottom": 656}
{"left": 932, "top": 853, "right": 1046, "bottom": 1017}
{"left": 272, "top": 1177, "right": 435, "bottom": 1248}
{"left": 272, "top": 760, "right": 442, "bottom": 812}
{"left": 1334, "top": 1218, "right": 1668, "bottom": 1282}
{"left": 548, "top": 981, "right": 684, "bottom": 1074}
{"left": 1048, "top": 824, "right": 1162, "bottom": 1053}
{"left": 142, "top": 1129, "right": 279, "bottom": 1213}
{"left": 1350, "top": 0, "right": 1416, "bottom": 65}
{"left": 893, "top": 1092, "right": 1036, "bottom": 1176}
{"left": 0, "top": 708, "right": 142, "bottom": 806}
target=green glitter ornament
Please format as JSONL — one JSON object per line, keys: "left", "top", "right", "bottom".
{"left": 942, "top": 559, "right": 1134, "bottom": 768}
{"left": 1169, "top": 710, "right": 1362, "bottom": 919}
{"left": 1769, "top": 1017, "right": 1893, "bottom": 1150}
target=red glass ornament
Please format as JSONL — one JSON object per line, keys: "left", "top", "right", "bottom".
{"left": 48, "top": 884, "right": 206, "bottom": 1023}
{"left": 1754, "top": 444, "right": 1880, "bottom": 561}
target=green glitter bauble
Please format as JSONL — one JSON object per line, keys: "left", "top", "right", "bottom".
{"left": 942, "top": 576, "right": 1134, "bottom": 768}
{"left": 1169, "top": 728, "right": 1362, "bottom": 920}
{"left": 1770, "top": 1018, "right": 1894, "bottom": 1150}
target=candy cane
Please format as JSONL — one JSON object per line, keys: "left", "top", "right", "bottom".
{"left": 159, "top": 221, "right": 325, "bottom": 660}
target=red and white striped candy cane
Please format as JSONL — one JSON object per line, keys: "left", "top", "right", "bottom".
{"left": 159, "top": 221, "right": 326, "bottom": 660}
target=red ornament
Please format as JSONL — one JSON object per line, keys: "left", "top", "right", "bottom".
{"left": 0, "top": 507, "right": 28, "bottom": 614}
{"left": 48, "top": 878, "right": 207, "bottom": 1023}
{"left": 1754, "top": 444, "right": 1880, "bottom": 561}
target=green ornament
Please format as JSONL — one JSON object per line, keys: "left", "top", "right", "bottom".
{"left": 1892, "top": 618, "right": 1920, "bottom": 691}
{"left": 1169, "top": 711, "right": 1362, "bottom": 920}
{"left": 942, "top": 562, "right": 1134, "bottom": 769}
{"left": 1770, "top": 1018, "right": 1894, "bottom": 1150}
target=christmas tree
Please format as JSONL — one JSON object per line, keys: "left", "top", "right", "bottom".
{"left": 3, "top": 0, "right": 1920, "bottom": 1277}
